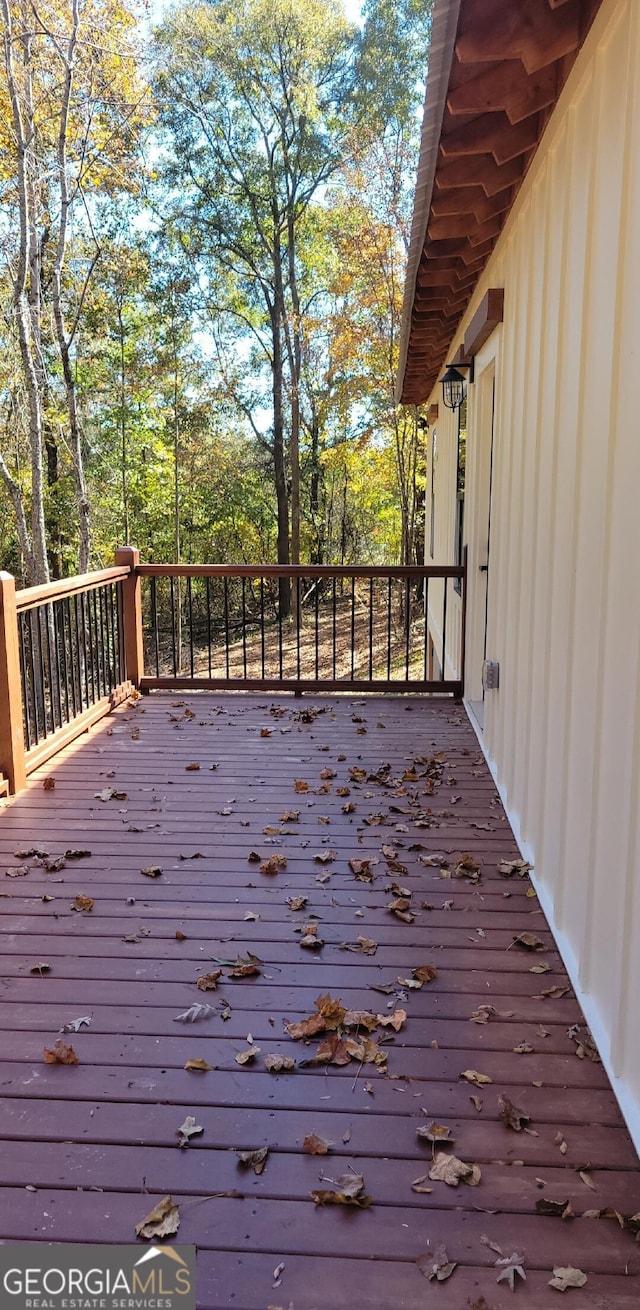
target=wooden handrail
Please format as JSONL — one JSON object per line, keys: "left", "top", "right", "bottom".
{"left": 15, "top": 565, "right": 130, "bottom": 612}
{"left": 136, "top": 563, "right": 465, "bottom": 579}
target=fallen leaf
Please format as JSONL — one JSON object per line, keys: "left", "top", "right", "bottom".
{"left": 43, "top": 856, "right": 66, "bottom": 872}
{"left": 44, "top": 1039, "right": 78, "bottom": 1065}
{"left": 530, "top": 962, "right": 552, "bottom": 974}
{"left": 495, "top": 1252, "right": 526, "bottom": 1291}
{"left": 512, "top": 932, "right": 545, "bottom": 951}
{"left": 235, "top": 1045, "right": 261, "bottom": 1065}
{"left": 228, "top": 952, "right": 262, "bottom": 978}
{"left": 410, "top": 1175, "right": 433, "bottom": 1194}
{"left": 175, "top": 930, "right": 187, "bottom": 942}
{"left": 140, "top": 866, "right": 162, "bottom": 879}
{"left": 61, "top": 1016, "right": 91, "bottom": 1033}
{"left": 513, "top": 1041, "right": 534, "bottom": 1054}
{"left": 300, "top": 926, "right": 324, "bottom": 950}
{"left": 294, "top": 779, "right": 309, "bottom": 793}
{"left": 260, "top": 728, "right": 271, "bottom": 737}
{"left": 310, "top": 1173, "right": 371, "bottom": 1208}
{"left": 197, "top": 970, "right": 223, "bottom": 991}
{"left": 416, "top": 1122, "right": 455, "bottom": 1145}
{"left": 135, "top": 1195, "right": 180, "bottom": 1240}
{"left": 536, "top": 985, "right": 571, "bottom": 999}
{"left": 498, "top": 1095, "right": 531, "bottom": 1131}
{"left": 535, "top": 1198, "right": 574, "bottom": 1218}
{"left": 417, "top": 1243, "right": 456, "bottom": 1282}
{"left": 5, "top": 865, "right": 29, "bottom": 878}
{"left": 429, "top": 1151, "right": 481, "bottom": 1187}
{"left": 287, "top": 895, "right": 307, "bottom": 911}
{"left": 94, "top": 787, "right": 126, "bottom": 802}
{"left": 471, "top": 1004, "right": 515, "bottom": 1024}
{"left": 264, "top": 1054, "right": 295, "bottom": 1073}
{"left": 454, "top": 853, "right": 481, "bottom": 882}
{"left": 184, "top": 1058, "right": 213, "bottom": 1072}
{"left": 260, "top": 855, "right": 287, "bottom": 875}
{"left": 64, "top": 849, "right": 92, "bottom": 860}
{"left": 71, "top": 895, "right": 94, "bottom": 912}
{"left": 185, "top": 762, "right": 201, "bottom": 771}
{"left": 177, "top": 1115, "right": 203, "bottom": 1148}
{"left": 173, "top": 1003, "right": 216, "bottom": 1023}
{"left": 412, "top": 965, "right": 438, "bottom": 985}
{"left": 236, "top": 1146, "right": 269, "bottom": 1174}
{"left": 30, "top": 962, "right": 51, "bottom": 974}
{"left": 349, "top": 858, "right": 375, "bottom": 881}
{"left": 376, "top": 1009, "right": 407, "bottom": 1031}
{"left": 554, "top": 1132, "right": 568, "bottom": 1155}
{"left": 549, "top": 1267, "right": 587, "bottom": 1292}
{"left": 280, "top": 809, "right": 300, "bottom": 822}
{"left": 498, "top": 858, "right": 532, "bottom": 877}
{"left": 461, "top": 1069, "right": 493, "bottom": 1086}
{"left": 285, "top": 1013, "right": 327, "bottom": 1041}
{"left": 340, "top": 935, "right": 378, "bottom": 956}
{"left": 314, "top": 850, "right": 336, "bottom": 864}
{"left": 303, "top": 1133, "right": 331, "bottom": 1155}
{"left": 43, "top": 777, "right": 55, "bottom": 791}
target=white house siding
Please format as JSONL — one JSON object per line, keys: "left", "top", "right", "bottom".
{"left": 422, "top": 0, "right": 640, "bottom": 1146}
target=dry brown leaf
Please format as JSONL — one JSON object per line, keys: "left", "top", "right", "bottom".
{"left": 340, "top": 935, "right": 377, "bottom": 956}
{"left": 496, "top": 1253, "right": 526, "bottom": 1290}
{"left": 554, "top": 1132, "right": 568, "bottom": 1155}
{"left": 294, "top": 779, "right": 309, "bottom": 792}
{"left": 376, "top": 1009, "right": 407, "bottom": 1031}
{"left": 498, "top": 1094, "right": 531, "bottom": 1131}
{"left": 260, "top": 728, "right": 271, "bottom": 737}
{"left": 349, "top": 858, "right": 375, "bottom": 881}
{"left": 416, "top": 1122, "right": 455, "bottom": 1145}
{"left": 184, "top": 1058, "right": 213, "bottom": 1072}
{"left": 43, "top": 777, "right": 55, "bottom": 791}
{"left": 471, "top": 1004, "right": 515, "bottom": 1024}
{"left": 315, "top": 993, "right": 347, "bottom": 1028}
{"left": 535, "top": 1198, "right": 574, "bottom": 1218}
{"left": 185, "top": 762, "right": 201, "bottom": 771}
{"left": 44, "top": 1039, "right": 78, "bottom": 1065}
{"left": 30, "top": 962, "right": 51, "bottom": 974}
{"left": 300, "top": 926, "right": 324, "bottom": 950}
{"left": 247, "top": 850, "right": 262, "bottom": 863}
{"left": 413, "top": 965, "right": 438, "bottom": 985}
{"left": 410, "top": 1176, "right": 433, "bottom": 1194}
{"left": 310, "top": 1173, "right": 371, "bottom": 1208}
{"left": 280, "top": 809, "right": 300, "bottom": 822}
{"left": 287, "top": 895, "right": 307, "bottom": 911}
{"left": 197, "top": 970, "right": 223, "bottom": 991}
{"left": 264, "top": 1054, "right": 295, "bottom": 1073}
{"left": 285, "top": 1012, "right": 326, "bottom": 1041}
{"left": 303, "top": 1133, "right": 331, "bottom": 1155}
{"left": 314, "top": 850, "right": 336, "bottom": 864}
{"left": 228, "top": 952, "right": 262, "bottom": 978}
{"left": 455, "top": 853, "right": 481, "bottom": 882}
{"left": 429, "top": 1151, "right": 481, "bottom": 1187}
{"left": 260, "top": 855, "right": 287, "bottom": 876}
{"left": 461, "top": 1069, "right": 492, "bottom": 1086}
{"left": 235, "top": 1045, "right": 261, "bottom": 1065}
{"left": 512, "top": 931, "right": 545, "bottom": 951}
{"left": 417, "top": 1244, "right": 456, "bottom": 1282}
{"left": 70, "top": 894, "right": 95, "bottom": 913}
{"left": 498, "top": 858, "right": 532, "bottom": 877}
{"left": 135, "top": 1195, "right": 180, "bottom": 1240}
{"left": 236, "top": 1146, "right": 269, "bottom": 1174}
{"left": 549, "top": 1267, "right": 587, "bottom": 1292}
{"left": 530, "top": 962, "right": 552, "bottom": 974}
{"left": 140, "top": 865, "right": 162, "bottom": 879}
{"left": 513, "top": 1041, "right": 534, "bottom": 1054}
{"left": 6, "top": 865, "right": 29, "bottom": 878}
{"left": 177, "top": 1115, "right": 203, "bottom": 1148}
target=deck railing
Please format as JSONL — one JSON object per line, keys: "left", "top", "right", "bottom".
{"left": 0, "top": 550, "right": 465, "bottom": 794}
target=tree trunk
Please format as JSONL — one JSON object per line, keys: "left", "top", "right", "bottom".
{"left": 271, "top": 258, "right": 290, "bottom": 620}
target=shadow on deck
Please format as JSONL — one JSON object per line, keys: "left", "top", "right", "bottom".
{"left": 0, "top": 692, "right": 638, "bottom": 1307}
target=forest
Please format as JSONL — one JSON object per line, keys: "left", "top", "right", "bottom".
{"left": 0, "top": 0, "right": 433, "bottom": 586}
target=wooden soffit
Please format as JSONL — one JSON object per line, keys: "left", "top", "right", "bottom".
{"left": 398, "top": 0, "right": 603, "bottom": 406}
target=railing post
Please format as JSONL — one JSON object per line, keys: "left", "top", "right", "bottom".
{"left": 0, "top": 571, "right": 27, "bottom": 793}
{"left": 115, "top": 547, "right": 144, "bottom": 688}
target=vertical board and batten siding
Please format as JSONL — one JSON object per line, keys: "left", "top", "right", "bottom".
{"left": 423, "top": 0, "right": 640, "bottom": 1146}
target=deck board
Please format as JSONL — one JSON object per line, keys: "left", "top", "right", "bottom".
{"left": 1, "top": 691, "right": 639, "bottom": 1307}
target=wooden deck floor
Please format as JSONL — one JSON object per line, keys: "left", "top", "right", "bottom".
{"left": 0, "top": 692, "right": 639, "bottom": 1307}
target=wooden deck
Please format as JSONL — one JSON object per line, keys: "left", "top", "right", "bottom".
{"left": 0, "top": 692, "right": 639, "bottom": 1307}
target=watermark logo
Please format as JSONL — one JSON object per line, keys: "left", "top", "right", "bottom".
{"left": 0, "top": 1244, "right": 196, "bottom": 1310}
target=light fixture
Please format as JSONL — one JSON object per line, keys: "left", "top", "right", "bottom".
{"left": 440, "top": 358, "right": 474, "bottom": 410}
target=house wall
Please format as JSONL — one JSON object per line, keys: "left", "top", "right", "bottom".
{"left": 422, "top": 0, "right": 640, "bottom": 1146}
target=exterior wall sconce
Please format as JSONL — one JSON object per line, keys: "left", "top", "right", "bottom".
{"left": 440, "top": 357, "right": 474, "bottom": 410}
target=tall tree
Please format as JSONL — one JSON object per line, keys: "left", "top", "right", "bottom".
{"left": 0, "top": 0, "right": 150, "bottom": 580}
{"left": 153, "top": 0, "right": 359, "bottom": 608}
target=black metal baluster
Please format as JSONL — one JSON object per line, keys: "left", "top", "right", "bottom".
{"left": 404, "top": 577, "right": 411, "bottom": 681}
{"left": 27, "top": 610, "right": 39, "bottom": 744}
{"left": 188, "top": 576, "right": 194, "bottom": 677}
{"left": 116, "top": 582, "right": 126, "bottom": 685}
{"left": 295, "top": 577, "right": 301, "bottom": 681}
{"left": 18, "top": 614, "right": 32, "bottom": 750}
{"left": 423, "top": 577, "right": 429, "bottom": 681}
{"left": 66, "top": 598, "right": 78, "bottom": 716}
{"left": 170, "top": 577, "right": 178, "bottom": 677}
{"left": 58, "top": 600, "right": 70, "bottom": 724}
{"left": 387, "top": 577, "right": 392, "bottom": 679}
{"left": 98, "top": 586, "right": 107, "bottom": 694}
{"left": 314, "top": 581, "right": 319, "bottom": 679}
{"left": 51, "top": 603, "right": 64, "bottom": 727}
{"left": 150, "top": 578, "right": 159, "bottom": 677}
{"left": 224, "top": 577, "right": 230, "bottom": 678}
{"left": 241, "top": 577, "right": 248, "bottom": 678}
{"left": 206, "top": 578, "right": 212, "bottom": 678}
{"left": 76, "top": 594, "right": 89, "bottom": 711}
{"left": 106, "top": 583, "right": 116, "bottom": 689}
{"left": 350, "top": 578, "right": 356, "bottom": 679}
{"left": 368, "top": 578, "right": 374, "bottom": 680}
{"left": 86, "top": 591, "right": 97, "bottom": 702}
{"left": 260, "top": 577, "right": 265, "bottom": 678}
{"left": 92, "top": 590, "right": 102, "bottom": 700}
{"left": 35, "top": 609, "right": 48, "bottom": 735}
{"left": 442, "top": 576, "right": 448, "bottom": 681}
{"left": 332, "top": 577, "right": 337, "bottom": 678}
{"left": 43, "top": 604, "right": 57, "bottom": 731}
